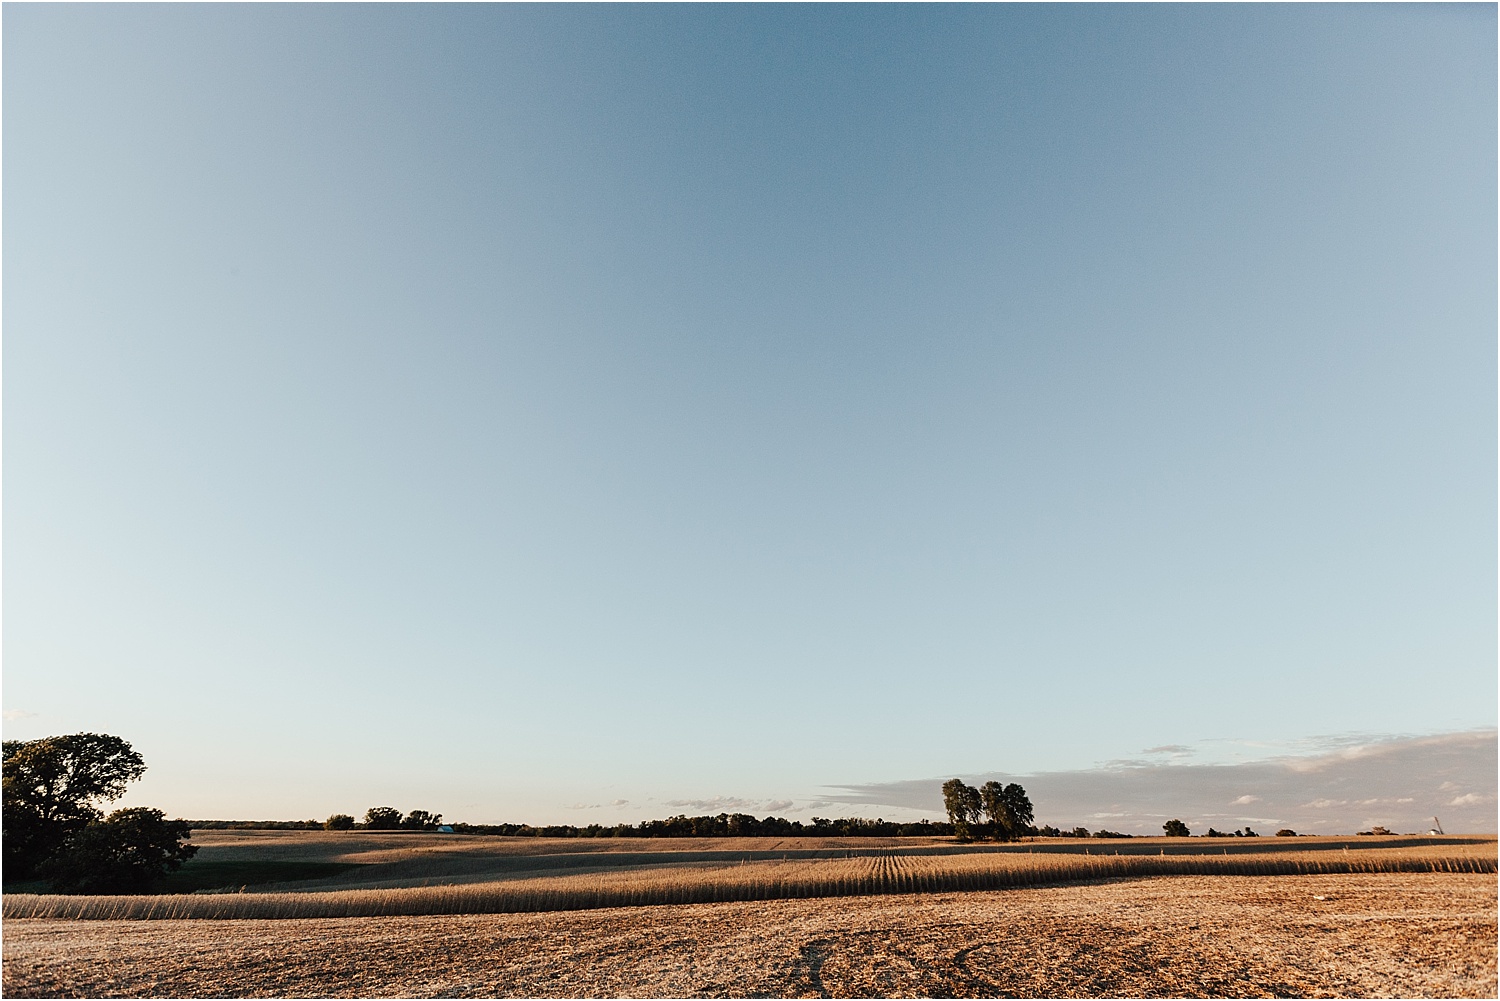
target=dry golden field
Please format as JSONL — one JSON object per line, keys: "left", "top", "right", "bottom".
{"left": 4, "top": 833, "right": 1495, "bottom": 997}
{"left": 5, "top": 873, "right": 1494, "bottom": 997}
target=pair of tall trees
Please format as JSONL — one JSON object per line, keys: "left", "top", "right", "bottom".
{"left": 2, "top": 733, "right": 198, "bottom": 892}
{"left": 942, "top": 778, "right": 1034, "bottom": 842}
{"left": 360, "top": 806, "right": 443, "bottom": 830}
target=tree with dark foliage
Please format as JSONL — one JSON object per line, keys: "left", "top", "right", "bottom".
{"left": 401, "top": 810, "right": 442, "bottom": 830}
{"left": 363, "top": 806, "right": 404, "bottom": 829}
{"left": 3, "top": 733, "right": 197, "bottom": 893}
{"left": 1163, "top": 819, "right": 1191, "bottom": 837}
{"left": 942, "top": 779, "right": 982, "bottom": 841}
{"left": 980, "top": 781, "right": 1007, "bottom": 839}
{"left": 40, "top": 807, "right": 197, "bottom": 893}
{"left": 3, "top": 733, "right": 147, "bottom": 880}
{"left": 1000, "top": 783, "right": 1034, "bottom": 840}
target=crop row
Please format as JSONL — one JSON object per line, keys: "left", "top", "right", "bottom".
{"left": 7, "top": 847, "right": 1493, "bottom": 921}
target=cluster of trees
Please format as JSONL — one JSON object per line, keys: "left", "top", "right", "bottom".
{"left": 1164, "top": 821, "right": 1300, "bottom": 838}
{"left": 2, "top": 734, "right": 198, "bottom": 893}
{"left": 941, "top": 779, "right": 1034, "bottom": 842}
{"left": 323, "top": 807, "right": 445, "bottom": 830}
{"left": 1031, "top": 825, "right": 1131, "bottom": 839}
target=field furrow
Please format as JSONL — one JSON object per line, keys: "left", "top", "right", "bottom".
{"left": 7, "top": 843, "right": 1494, "bottom": 920}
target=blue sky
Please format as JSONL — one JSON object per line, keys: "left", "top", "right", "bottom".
{"left": 5, "top": 5, "right": 1495, "bottom": 827}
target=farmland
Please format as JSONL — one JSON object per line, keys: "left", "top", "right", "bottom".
{"left": 4, "top": 833, "right": 1495, "bottom": 996}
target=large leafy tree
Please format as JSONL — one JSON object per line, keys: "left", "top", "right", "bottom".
{"left": 941, "top": 779, "right": 982, "bottom": 841}
{"left": 1001, "top": 783, "right": 1034, "bottom": 840}
{"left": 3, "top": 733, "right": 147, "bottom": 879}
{"left": 979, "top": 782, "right": 1005, "bottom": 839}
{"left": 976, "top": 780, "right": 1035, "bottom": 841}
{"left": 40, "top": 808, "right": 198, "bottom": 894}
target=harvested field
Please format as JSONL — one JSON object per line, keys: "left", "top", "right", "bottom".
{"left": 5, "top": 872, "right": 1494, "bottom": 997}
{"left": 6, "top": 837, "right": 1493, "bottom": 920}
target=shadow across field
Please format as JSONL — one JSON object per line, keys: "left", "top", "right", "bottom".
{"left": 161, "top": 860, "right": 367, "bottom": 893}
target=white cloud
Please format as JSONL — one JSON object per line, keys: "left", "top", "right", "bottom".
{"left": 2, "top": 709, "right": 38, "bottom": 721}
{"left": 609, "top": 799, "right": 629, "bottom": 807}
{"left": 827, "top": 729, "right": 1497, "bottom": 835}
{"left": 1449, "top": 793, "right": 1484, "bottom": 807}
{"left": 763, "top": 800, "right": 793, "bottom": 812}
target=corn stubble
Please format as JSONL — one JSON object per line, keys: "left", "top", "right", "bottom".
{"left": 5, "top": 842, "right": 1493, "bottom": 920}
{"left": 5, "top": 873, "right": 1494, "bottom": 998}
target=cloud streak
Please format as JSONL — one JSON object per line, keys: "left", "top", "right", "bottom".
{"left": 827, "top": 730, "right": 1496, "bottom": 835}
{"left": 663, "top": 796, "right": 768, "bottom": 812}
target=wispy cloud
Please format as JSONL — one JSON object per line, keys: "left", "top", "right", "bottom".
{"left": 567, "top": 798, "right": 633, "bottom": 811}
{"left": 656, "top": 796, "right": 806, "bottom": 815}
{"left": 826, "top": 729, "right": 1496, "bottom": 835}
{"left": 663, "top": 796, "right": 764, "bottom": 812}
{"left": 2, "top": 709, "right": 38, "bottom": 721}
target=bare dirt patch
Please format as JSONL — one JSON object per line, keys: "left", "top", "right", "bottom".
{"left": 5, "top": 872, "right": 1493, "bottom": 998}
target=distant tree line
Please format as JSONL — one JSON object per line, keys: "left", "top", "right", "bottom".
{"left": 445, "top": 815, "right": 958, "bottom": 838}
{"left": 187, "top": 819, "right": 326, "bottom": 830}
{"left": 1163, "top": 821, "right": 1301, "bottom": 838}
{"left": 1025, "top": 825, "right": 1137, "bottom": 838}
{"left": 180, "top": 814, "right": 962, "bottom": 837}
{"left": 190, "top": 809, "right": 448, "bottom": 831}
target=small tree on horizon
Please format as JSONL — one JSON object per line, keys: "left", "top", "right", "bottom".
{"left": 1163, "top": 819, "right": 1191, "bottom": 837}
{"left": 324, "top": 814, "right": 356, "bottom": 831}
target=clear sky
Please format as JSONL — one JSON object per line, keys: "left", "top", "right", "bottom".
{"left": 5, "top": 4, "right": 1495, "bottom": 827}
